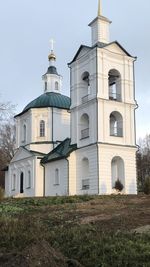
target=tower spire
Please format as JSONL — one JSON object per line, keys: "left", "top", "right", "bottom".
{"left": 98, "top": 0, "right": 102, "bottom": 16}
{"left": 89, "top": 0, "right": 111, "bottom": 45}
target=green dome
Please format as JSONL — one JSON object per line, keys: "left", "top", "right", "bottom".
{"left": 15, "top": 92, "right": 71, "bottom": 117}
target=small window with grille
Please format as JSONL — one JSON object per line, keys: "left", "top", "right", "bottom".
{"left": 40, "top": 120, "right": 45, "bottom": 137}
{"left": 82, "top": 179, "right": 90, "bottom": 190}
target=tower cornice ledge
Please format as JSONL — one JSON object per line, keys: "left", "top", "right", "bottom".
{"left": 88, "top": 15, "right": 112, "bottom": 26}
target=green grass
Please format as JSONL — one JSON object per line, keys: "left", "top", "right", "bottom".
{"left": 0, "top": 195, "right": 150, "bottom": 267}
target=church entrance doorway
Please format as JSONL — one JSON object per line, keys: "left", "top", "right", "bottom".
{"left": 20, "top": 172, "right": 24, "bottom": 193}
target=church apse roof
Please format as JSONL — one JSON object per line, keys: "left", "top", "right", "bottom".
{"left": 15, "top": 92, "right": 71, "bottom": 117}
{"left": 41, "top": 138, "right": 77, "bottom": 164}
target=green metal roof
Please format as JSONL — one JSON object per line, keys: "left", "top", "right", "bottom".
{"left": 15, "top": 92, "right": 71, "bottom": 117}
{"left": 41, "top": 138, "right": 77, "bottom": 164}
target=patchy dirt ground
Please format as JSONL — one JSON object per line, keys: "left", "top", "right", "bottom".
{"left": 0, "top": 195, "right": 150, "bottom": 267}
{"left": 0, "top": 241, "right": 83, "bottom": 267}
{"left": 69, "top": 195, "right": 149, "bottom": 231}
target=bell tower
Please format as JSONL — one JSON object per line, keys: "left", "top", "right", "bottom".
{"left": 69, "top": 0, "right": 137, "bottom": 195}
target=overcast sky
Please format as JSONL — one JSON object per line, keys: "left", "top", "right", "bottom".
{"left": 0, "top": 0, "right": 149, "bottom": 139}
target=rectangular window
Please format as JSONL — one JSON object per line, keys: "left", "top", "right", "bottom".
{"left": 40, "top": 120, "right": 45, "bottom": 137}
{"left": 54, "top": 169, "right": 60, "bottom": 185}
{"left": 82, "top": 179, "right": 90, "bottom": 190}
{"left": 26, "top": 170, "right": 31, "bottom": 189}
{"left": 12, "top": 174, "right": 16, "bottom": 191}
{"left": 45, "top": 82, "right": 47, "bottom": 91}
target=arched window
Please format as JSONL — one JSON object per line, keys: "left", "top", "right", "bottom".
{"left": 110, "top": 112, "right": 123, "bottom": 137}
{"left": 12, "top": 174, "right": 16, "bottom": 191}
{"left": 81, "top": 158, "right": 90, "bottom": 190}
{"left": 27, "top": 170, "right": 31, "bottom": 189}
{"left": 40, "top": 120, "right": 45, "bottom": 137}
{"left": 81, "top": 72, "right": 90, "bottom": 103}
{"left": 45, "top": 82, "right": 47, "bottom": 91}
{"left": 23, "top": 125, "right": 26, "bottom": 142}
{"left": 111, "top": 156, "right": 125, "bottom": 190}
{"left": 108, "top": 69, "right": 121, "bottom": 101}
{"left": 80, "top": 113, "right": 89, "bottom": 139}
{"left": 54, "top": 168, "right": 59, "bottom": 185}
{"left": 55, "top": 81, "right": 59, "bottom": 90}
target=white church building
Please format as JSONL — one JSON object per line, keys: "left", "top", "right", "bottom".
{"left": 5, "top": 0, "right": 138, "bottom": 197}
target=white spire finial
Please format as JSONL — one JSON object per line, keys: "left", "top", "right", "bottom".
{"left": 48, "top": 39, "right": 56, "bottom": 62}
{"left": 49, "top": 38, "right": 55, "bottom": 52}
{"left": 98, "top": 0, "right": 102, "bottom": 16}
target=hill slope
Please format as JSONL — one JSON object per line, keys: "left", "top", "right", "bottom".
{"left": 0, "top": 195, "right": 150, "bottom": 267}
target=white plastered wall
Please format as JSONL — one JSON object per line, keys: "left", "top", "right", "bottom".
{"left": 45, "top": 159, "right": 68, "bottom": 196}
{"left": 70, "top": 48, "right": 97, "bottom": 109}
{"left": 74, "top": 144, "right": 98, "bottom": 195}
{"left": 98, "top": 143, "right": 137, "bottom": 195}
{"left": 68, "top": 151, "right": 77, "bottom": 195}
{"left": 6, "top": 156, "right": 35, "bottom": 197}
{"left": 97, "top": 44, "right": 135, "bottom": 104}
{"left": 34, "top": 158, "right": 44, "bottom": 197}
{"left": 53, "top": 108, "right": 70, "bottom": 141}
{"left": 70, "top": 48, "right": 97, "bottom": 146}
{"left": 16, "top": 107, "right": 70, "bottom": 154}
{"left": 71, "top": 101, "right": 97, "bottom": 147}
{"left": 98, "top": 99, "right": 136, "bottom": 146}
{"left": 6, "top": 156, "right": 44, "bottom": 197}
{"left": 97, "top": 45, "right": 136, "bottom": 145}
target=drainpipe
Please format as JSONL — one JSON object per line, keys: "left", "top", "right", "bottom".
{"left": 96, "top": 46, "right": 100, "bottom": 195}
{"left": 133, "top": 58, "right": 138, "bottom": 194}
{"left": 40, "top": 161, "right": 45, "bottom": 197}
{"left": 66, "top": 158, "right": 69, "bottom": 196}
{"left": 133, "top": 58, "right": 138, "bottom": 145}
{"left": 52, "top": 108, "right": 54, "bottom": 149}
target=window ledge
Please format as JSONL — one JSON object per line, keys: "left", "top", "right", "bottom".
{"left": 109, "top": 98, "right": 122, "bottom": 102}
{"left": 53, "top": 184, "right": 60, "bottom": 186}
{"left": 81, "top": 189, "right": 90, "bottom": 191}
{"left": 110, "top": 134, "right": 123, "bottom": 138}
{"left": 80, "top": 136, "right": 89, "bottom": 140}
{"left": 26, "top": 187, "right": 31, "bottom": 189}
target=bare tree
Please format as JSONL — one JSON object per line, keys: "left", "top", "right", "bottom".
{"left": 137, "top": 134, "right": 150, "bottom": 191}
{"left": 0, "top": 122, "right": 16, "bottom": 160}
{"left": 0, "top": 100, "right": 16, "bottom": 188}
{"left": 0, "top": 101, "right": 16, "bottom": 121}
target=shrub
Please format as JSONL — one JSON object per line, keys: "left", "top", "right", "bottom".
{"left": 0, "top": 187, "right": 4, "bottom": 201}
{"left": 114, "top": 179, "right": 124, "bottom": 192}
{"left": 143, "top": 177, "right": 150, "bottom": 195}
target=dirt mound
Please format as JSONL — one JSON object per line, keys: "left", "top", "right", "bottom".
{"left": 132, "top": 225, "right": 150, "bottom": 234}
{"left": 0, "top": 241, "right": 83, "bottom": 267}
